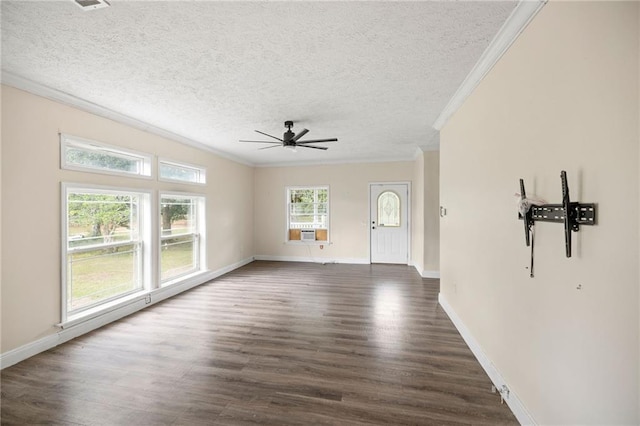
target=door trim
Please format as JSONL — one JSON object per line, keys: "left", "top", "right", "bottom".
{"left": 368, "top": 181, "right": 411, "bottom": 264}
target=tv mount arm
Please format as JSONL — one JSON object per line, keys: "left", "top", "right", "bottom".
{"left": 561, "top": 170, "right": 574, "bottom": 258}
{"left": 519, "top": 171, "right": 596, "bottom": 276}
{"left": 520, "top": 178, "right": 532, "bottom": 247}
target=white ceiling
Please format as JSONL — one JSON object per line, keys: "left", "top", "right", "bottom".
{"left": 1, "top": 0, "right": 517, "bottom": 166}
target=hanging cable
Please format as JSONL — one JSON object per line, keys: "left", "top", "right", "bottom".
{"left": 529, "top": 224, "right": 535, "bottom": 278}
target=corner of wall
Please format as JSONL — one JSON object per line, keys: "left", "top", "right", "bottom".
{"left": 637, "top": 1, "right": 640, "bottom": 419}
{"left": 423, "top": 150, "right": 440, "bottom": 272}
{"left": 412, "top": 152, "right": 425, "bottom": 270}
{"left": 0, "top": 84, "right": 3, "bottom": 354}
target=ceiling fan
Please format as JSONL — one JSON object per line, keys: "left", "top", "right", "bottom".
{"left": 239, "top": 121, "right": 338, "bottom": 151}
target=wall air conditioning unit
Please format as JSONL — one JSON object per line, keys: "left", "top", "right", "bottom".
{"left": 300, "top": 229, "right": 316, "bottom": 242}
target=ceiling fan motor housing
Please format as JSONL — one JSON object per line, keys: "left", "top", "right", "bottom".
{"left": 283, "top": 121, "right": 295, "bottom": 145}
{"left": 283, "top": 131, "right": 295, "bottom": 144}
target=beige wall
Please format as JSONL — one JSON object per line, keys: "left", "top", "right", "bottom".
{"left": 412, "top": 153, "right": 425, "bottom": 272}
{"left": 411, "top": 150, "right": 440, "bottom": 275}
{"left": 423, "top": 151, "right": 439, "bottom": 273}
{"left": 0, "top": 85, "right": 3, "bottom": 350}
{"left": 0, "top": 85, "right": 254, "bottom": 353}
{"left": 441, "top": 2, "right": 639, "bottom": 424}
{"left": 254, "top": 162, "right": 414, "bottom": 262}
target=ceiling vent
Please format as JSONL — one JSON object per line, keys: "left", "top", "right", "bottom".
{"left": 73, "top": 0, "right": 111, "bottom": 10}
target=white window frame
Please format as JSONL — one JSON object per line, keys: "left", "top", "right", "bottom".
{"left": 158, "top": 158, "right": 207, "bottom": 185}
{"left": 61, "top": 133, "right": 152, "bottom": 178}
{"left": 61, "top": 183, "right": 152, "bottom": 323}
{"left": 159, "top": 192, "right": 207, "bottom": 285}
{"left": 286, "top": 186, "right": 330, "bottom": 244}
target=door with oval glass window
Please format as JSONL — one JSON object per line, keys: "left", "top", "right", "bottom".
{"left": 370, "top": 183, "right": 409, "bottom": 264}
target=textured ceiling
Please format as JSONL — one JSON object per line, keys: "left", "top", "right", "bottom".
{"left": 1, "top": 1, "right": 517, "bottom": 166}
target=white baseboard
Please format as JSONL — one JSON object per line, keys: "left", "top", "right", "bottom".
{"left": 410, "top": 263, "right": 440, "bottom": 279}
{"left": 438, "top": 293, "right": 535, "bottom": 425}
{"left": 254, "top": 255, "right": 370, "bottom": 265}
{"left": 421, "top": 270, "right": 440, "bottom": 279}
{"left": 0, "top": 256, "right": 255, "bottom": 370}
{"left": 0, "top": 334, "right": 61, "bottom": 370}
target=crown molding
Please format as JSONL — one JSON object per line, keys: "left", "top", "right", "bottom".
{"left": 253, "top": 154, "right": 418, "bottom": 168}
{"left": 433, "top": 0, "right": 547, "bottom": 131}
{"left": 0, "top": 71, "right": 254, "bottom": 167}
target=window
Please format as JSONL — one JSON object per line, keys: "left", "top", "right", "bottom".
{"left": 61, "top": 134, "right": 152, "bottom": 177}
{"left": 377, "top": 191, "right": 401, "bottom": 227}
{"left": 63, "top": 185, "right": 150, "bottom": 318}
{"left": 160, "top": 194, "right": 205, "bottom": 283}
{"left": 287, "top": 186, "right": 329, "bottom": 242}
{"left": 159, "top": 159, "right": 206, "bottom": 184}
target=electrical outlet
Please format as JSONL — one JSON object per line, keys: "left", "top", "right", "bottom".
{"left": 145, "top": 294, "right": 151, "bottom": 304}
{"left": 491, "top": 384, "right": 510, "bottom": 404}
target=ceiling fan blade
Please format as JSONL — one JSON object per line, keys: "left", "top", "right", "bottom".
{"left": 258, "top": 145, "right": 281, "bottom": 150}
{"left": 254, "top": 130, "right": 283, "bottom": 142}
{"left": 291, "top": 128, "right": 309, "bottom": 143}
{"left": 239, "top": 140, "right": 281, "bottom": 144}
{"left": 296, "top": 138, "right": 338, "bottom": 144}
{"left": 298, "top": 145, "right": 328, "bottom": 150}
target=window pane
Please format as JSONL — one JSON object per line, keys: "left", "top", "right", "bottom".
{"left": 66, "top": 146, "right": 139, "bottom": 173}
{"left": 161, "top": 235, "right": 196, "bottom": 281}
{"left": 66, "top": 190, "right": 143, "bottom": 314}
{"left": 160, "top": 194, "right": 202, "bottom": 284}
{"left": 68, "top": 193, "right": 138, "bottom": 248}
{"left": 67, "top": 244, "right": 141, "bottom": 312}
{"left": 287, "top": 187, "right": 329, "bottom": 236}
{"left": 161, "top": 197, "right": 195, "bottom": 236}
{"left": 378, "top": 191, "right": 400, "bottom": 227}
{"left": 61, "top": 135, "right": 150, "bottom": 177}
{"left": 290, "top": 189, "right": 314, "bottom": 203}
{"left": 159, "top": 162, "right": 205, "bottom": 184}
{"left": 290, "top": 203, "right": 317, "bottom": 214}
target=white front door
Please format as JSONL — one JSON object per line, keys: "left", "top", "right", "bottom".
{"left": 370, "top": 183, "right": 409, "bottom": 264}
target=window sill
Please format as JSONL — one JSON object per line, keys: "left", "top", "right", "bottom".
{"left": 159, "top": 270, "right": 207, "bottom": 289}
{"left": 285, "top": 240, "right": 331, "bottom": 245}
{"left": 60, "top": 290, "right": 148, "bottom": 329}
{"left": 60, "top": 270, "right": 209, "bottom": 329}
{"left": 158, "top": 177, "right": 206, "bottom": 186}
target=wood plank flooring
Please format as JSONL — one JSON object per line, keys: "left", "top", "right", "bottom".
{"left": 1, "top": 261, "right": 517, "bottom": 425}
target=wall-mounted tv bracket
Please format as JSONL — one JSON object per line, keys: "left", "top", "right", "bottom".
{"left": 519, "top": 171, "right": 596, "bottom": 278}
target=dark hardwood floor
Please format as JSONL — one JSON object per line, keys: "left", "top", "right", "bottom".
{"left": 1, "top": 261, "right": 517, "bottom": 425}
